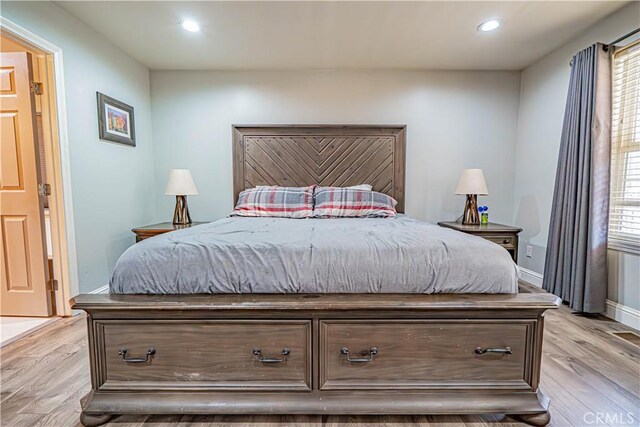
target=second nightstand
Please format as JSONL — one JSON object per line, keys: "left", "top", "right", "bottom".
{"left": 437, "top": 221, "right": 522, "bottom": 263}
{"left": 132, "top": 222, "right": 208, "bottom": 243}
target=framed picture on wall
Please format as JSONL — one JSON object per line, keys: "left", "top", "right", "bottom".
{"left": 97, "top": 92, "right": 136, "bottom": 146}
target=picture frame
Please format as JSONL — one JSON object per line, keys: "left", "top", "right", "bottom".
{"left": 97, "top": 92, "right": 136, "bottom": 146}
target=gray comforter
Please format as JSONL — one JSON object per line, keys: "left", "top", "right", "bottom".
{"left": 110, "top": 215, "right": 519, "bottom": 294}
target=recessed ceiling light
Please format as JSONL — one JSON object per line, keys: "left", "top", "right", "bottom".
{"left": 477, "top": 20, "right": 502, "bottom": 32}
{"left": 181, "top": 20, "right": 200, "bottom": 33}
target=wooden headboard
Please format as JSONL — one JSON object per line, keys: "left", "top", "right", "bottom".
{"left": 232, "top": 125, "right": 406, "bottom": 212}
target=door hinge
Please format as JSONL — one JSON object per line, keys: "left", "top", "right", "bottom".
{"left": 48, "top": 279, "right": 58, "bottom": 291}
{"left": 38, "top": 183, "right": 51, "bottom": 196}
{"left": 30, "top": 81, "right": 43, "bottom": 95}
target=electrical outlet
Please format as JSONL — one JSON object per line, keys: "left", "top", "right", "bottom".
{"left": 526, "top": 245, "right": 533, "bottom": 258}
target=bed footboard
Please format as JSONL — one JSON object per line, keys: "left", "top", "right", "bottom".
{"left": 72, "top": 286, "right": 560, "bottom": 426}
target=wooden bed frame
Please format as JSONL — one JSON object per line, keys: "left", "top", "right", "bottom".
{"left": 72, "top": 125, "right": 560, "bottom": 426}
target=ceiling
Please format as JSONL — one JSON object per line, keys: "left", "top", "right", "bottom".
{"left": 56, "top": 1, "right": 630, "bottom": 71}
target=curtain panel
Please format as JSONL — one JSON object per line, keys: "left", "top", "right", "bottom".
{"left": 543, "top": 43, "right": 611, "bottom": 313}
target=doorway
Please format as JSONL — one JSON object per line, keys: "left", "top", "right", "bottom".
{"left": 1, "top": 20, "right": 77, "bottom": 345}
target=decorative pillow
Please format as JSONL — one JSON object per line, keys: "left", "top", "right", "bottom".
{"left": 313, "top": 187, "right": 397, "bottom": 218}
{"left": 231, "top": 186, "right": 315, "bottom": 218}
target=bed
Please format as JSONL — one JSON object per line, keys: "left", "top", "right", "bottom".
{"left": 110, "top": 215, "right": 520, "bottom": 294}
{"left": 72, "top": 125, "right": 559, "bottom": 427}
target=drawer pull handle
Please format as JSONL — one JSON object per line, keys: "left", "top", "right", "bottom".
{"left": 118, "top": 347, "right": 156, "bottom": 363}
{"left": 341, "top": 346, "right": 378, "bottom": 363}
{"left": 475, "top": 346, "right": 512, "bottom": 355}
{"left": 503, "top": 239, "right": 510, "bottom": 244}
{"left": 253, "top": 347, "right": 290, "bottom": 363}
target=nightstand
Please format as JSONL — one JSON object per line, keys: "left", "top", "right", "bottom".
{"left": 437, "top": 221, "right": 522, "bottom": 263}
{"left": 132, "top": 222, "right": 208, "bottom": 243}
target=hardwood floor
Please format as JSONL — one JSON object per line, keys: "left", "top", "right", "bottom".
{"left": 1, "top": 301, "right": 638, "bottom": 426}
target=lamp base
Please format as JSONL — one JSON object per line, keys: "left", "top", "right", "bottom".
{"left": 173, "top": 195, "right": 192, "bottom": 225}
{"left": 462, "top": 194, "right": 480, "bottom": 225}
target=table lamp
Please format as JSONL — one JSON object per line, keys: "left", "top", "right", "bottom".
{"left": 455, "top": 168, "right": 488, "bottom": 225}
{"left": 165, "top": 169, "right": 198, "bottom": 225}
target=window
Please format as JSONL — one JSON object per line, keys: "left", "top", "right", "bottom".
{"left": 609, "top": 40, "right": 640, "bottom": 253}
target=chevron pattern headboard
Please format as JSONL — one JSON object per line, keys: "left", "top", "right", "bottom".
{"left": 232, "top": 125, "right": 406, "bottom": 212}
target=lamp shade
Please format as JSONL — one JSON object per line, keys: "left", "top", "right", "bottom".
{"left": 454, "top": 168, "right": 489, "bottom": 195}
{"left": 165, "top": 169, "right": 198, "bottom": 196}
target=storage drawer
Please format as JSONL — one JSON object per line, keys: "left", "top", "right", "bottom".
{"left": 484, "top": 235, "right": 516, "bottom": 250}
{"left": 98, "top": 320, "right": 311, "bottom": 391}
{"left": 320, "top": 320, "right": 530, "bottom": 390}
{"left": 135, "top": 233, "right": 154, "bottom": 241}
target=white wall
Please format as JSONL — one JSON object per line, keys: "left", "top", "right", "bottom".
{"left": 513, "top": 2, "right": 640, "bottom": 310}
{"left": 150, "top": 70, "right": 521, "bottom": 225}
{"left": 2, "top": 1, "right": 156, "bottom": 293}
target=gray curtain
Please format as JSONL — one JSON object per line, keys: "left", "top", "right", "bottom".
{"left": 543, "top": 44, "right": 611, "bottom": 313}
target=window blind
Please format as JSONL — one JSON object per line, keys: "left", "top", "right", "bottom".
{"left": 609, "top": 40, "right": 640, "bottom": 252}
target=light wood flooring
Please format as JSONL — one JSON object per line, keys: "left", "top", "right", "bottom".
{"left": 1, "top": 302, "right": 639, "bottom": 426}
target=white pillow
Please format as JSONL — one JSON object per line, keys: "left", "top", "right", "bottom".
{"left": 346, "top": 184, "right": 373, "bottom": 191}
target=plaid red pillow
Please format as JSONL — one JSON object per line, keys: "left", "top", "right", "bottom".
{"left": 313, "top": 187, "right": 397, "bottom": 218}
{"left": 231, "top": 186, "right": 315, "bottom": 218}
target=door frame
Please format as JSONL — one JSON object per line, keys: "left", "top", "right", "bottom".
{"left": 1, "top": 16, "right": 78, "bottom": 316}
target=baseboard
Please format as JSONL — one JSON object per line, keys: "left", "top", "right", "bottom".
{"left": 89, "top": 284, "right": 109, "bottom": 295}
{"left": 605, "top": 300, "right": 640, "bottom": 331}
{"left": 518, "top": 267, "right": 543, "bottom": 287}
{"left": 519, "top": 267, "right": 639, "bottom": 330}
{"left": 73, "top": 285, "right": 108, "bottom": 315}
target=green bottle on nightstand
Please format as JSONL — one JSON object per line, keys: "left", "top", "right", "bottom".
{"left": 479, "top": 206, "right": 489, "bottom": 225}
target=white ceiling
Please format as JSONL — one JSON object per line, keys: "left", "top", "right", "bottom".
{"left": 56, "top": 1, "right": 630, "bottom": 71}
